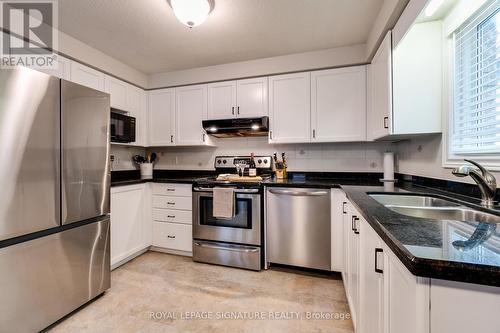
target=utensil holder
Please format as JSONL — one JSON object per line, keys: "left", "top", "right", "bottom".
{"left": 140, "top": 163, "right": 153, "bottom": 178}
{"left": 276, "top": 168, "right": 287, "bottom": 179}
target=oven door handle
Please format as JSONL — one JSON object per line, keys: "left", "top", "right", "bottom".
{"left": 193, "top": 187, "right": 260, "bottom": 194}
{"left": 193, "top": 241, "right": 260, "bottom": 253}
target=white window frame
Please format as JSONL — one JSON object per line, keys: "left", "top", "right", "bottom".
{"left": 443, "top": 0, "right": 500, "bottom": 171}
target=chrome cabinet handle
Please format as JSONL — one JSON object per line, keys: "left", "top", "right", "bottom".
{"left": 170, "top": 135, "right": 174, "bottom": 143}
{"left": 384, "top": 116, "right": 389, "bottom": 129}
{"left": 351, "top": 216, "right": 360, "bottom": 234}
{"left": 268, "top": 189, "right": 328, "bottom": 196}
{"left": 237, "top": 106, "right": 240, "bottom": 115}
{"left": 202, "top": 133, "right": 206, "bottom": 142}
{"left": 194, "top": 242, "right": 259, "bottom": 253}
{"left": 312, "top": 129, "right": 316, "bottom": 138}
{"left": 167, "top": 188, "right": 175, "bottom": 192}
{"left": 167, "top": 215, "right": 176, "bottom": 218}
{"left": 342, "top": 202, "right": 347, "bottom": 214}
{"left": 167, "top": 235, "right": 176, "bottom": 239}
{"left": 167, "top": 202, "right": 175, "bottom": 205}
{"left": 375, "top": 248, "right": 384, "bottom": 273}
{"left": 269, "top": 131, "right": 273, "bottom": 140}
{"left": 232, "top": 106, "right": 235, "bottom": 115}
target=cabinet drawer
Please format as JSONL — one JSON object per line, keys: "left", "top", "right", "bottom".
{"left": 152, "top": 222, "right": 192, "bottom": 252}
{"left": 152, "top": 183, "right": 192, "bottom": 197}
{"left": 153, "top": 208, "right": 192, "bottom": 225}
{"left": 152, "top": 196, "right": 192, "bottom": 210}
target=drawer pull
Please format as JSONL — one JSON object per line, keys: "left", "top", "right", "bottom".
{"left": 167, "top": 202, "right": 175, "bottom": 205}
{"left": 167, "top": 189, "right": 175, "bottom": 192}
{"left": 167, "top": 215, "right": 176, "bottom": 218}
{"left": 167, "top": 235, "right": 176, "bottom": 239}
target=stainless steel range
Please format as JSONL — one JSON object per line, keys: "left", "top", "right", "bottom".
{"left": 192, "top": 155, "right": 272, "bottom": 271}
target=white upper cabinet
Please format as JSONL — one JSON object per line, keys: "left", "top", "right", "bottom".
{"left": 269, "top": 72, "right": 311, "bottom": 143}
{"left": 149, "top": 88, "right": 176, "bottom": 146}
{"left": 207, "top": 81, "right": 237, "bottom": 119}
{"left": 70, "top": 62, "right": 105, "bottom": 91}
{"left": 311, "top": 66, "right": 367, "bottom": 142}
{"left": 126, "top": 84, "right": 147, "bottom": 146}
{"left": 367, "top": 31, "right": 392, "bottom": 140}
{"left": 176, "top": 84, "right": 211, "bottom": 146}
{"left": 236, "top": 77, "right": 268, "bottom": 118}
{"left": 37, "top": 55, "right": 71, "bottom": 80}
{"left": 104, "top": 75, "right": 128, "bottom": 110}
{"left": 368, "top": 26, "right": 442, "bottom": 140}
{"left": 207, "top": 77, "right": 268, "bottom": 120}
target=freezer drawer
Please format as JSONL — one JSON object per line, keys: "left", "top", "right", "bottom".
{"left": 62, "top": 80, "right": 110, "bottom": 225}
{"left": 0, "top": 218, "right": 110, "bottom": 332}
{"left": 266, "top": 188, "right": 331, "bottom": 270}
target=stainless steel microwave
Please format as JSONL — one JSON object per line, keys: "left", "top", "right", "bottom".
{"left": 111, "top": 111, "right": 135, "bottom": 143}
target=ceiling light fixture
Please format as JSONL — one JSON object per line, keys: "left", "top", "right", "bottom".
{"left": 424, "top": 0, "right": 444, "bottom": 17}
{"left": 169, "top": 0, "right": 215, "bottom": 28}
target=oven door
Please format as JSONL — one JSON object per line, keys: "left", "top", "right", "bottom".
{"left": 193, "top": 188, "right": 261, "bottom": 246}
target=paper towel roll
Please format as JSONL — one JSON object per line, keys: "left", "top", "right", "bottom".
{"left": 383, "top": 152, "right": 395, "bottom": 181}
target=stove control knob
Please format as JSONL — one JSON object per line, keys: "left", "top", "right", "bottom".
{"left": 223, "top": 160, "right": 227, "bottom": 164}
{"left": 258, "top": 159, "right": 262, "bottom": 164}
{"left": 217, "top": 160, "right": 222, "bottom": 164}
{"left": 263, "top": 159, "right": 268, "bottom": 164}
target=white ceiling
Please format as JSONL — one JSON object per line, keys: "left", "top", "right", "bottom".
{"left": 58, "top": 0, "right": 385, "bottom": 74}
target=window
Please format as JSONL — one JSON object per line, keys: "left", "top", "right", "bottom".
{"left": 451, "top": 1, "right": 500, "bottom": 155}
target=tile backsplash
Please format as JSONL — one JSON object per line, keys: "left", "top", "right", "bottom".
{"left": 146, "top": 137, "right": 396, "bottom": 172}
{"left": 110, "top": 145, "right": 146, "bottom": 171}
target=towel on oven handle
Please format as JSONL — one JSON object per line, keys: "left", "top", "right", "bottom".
{"left": 212, "top": 187, "right": 235, "bottom": 219}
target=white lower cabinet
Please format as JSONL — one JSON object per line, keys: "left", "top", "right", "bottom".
{"left": 151, "top": 183, "right": 193, "bottom": 254}
{"left": 110, "top": 184, "right": 151, "bottom": 268}
{"left": 152, "top": 222, "right": 192, "bottom": 252}
{"left": 340, "top": 197, "right": 430, "bottom": 333}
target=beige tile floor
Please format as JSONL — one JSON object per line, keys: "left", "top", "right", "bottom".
{"left": 47, "top": 251, "right": 354, "bottom": 333}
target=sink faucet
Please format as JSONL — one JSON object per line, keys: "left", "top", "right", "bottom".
{"left": 452, "top": 159, "right": 497, "bottom": 208}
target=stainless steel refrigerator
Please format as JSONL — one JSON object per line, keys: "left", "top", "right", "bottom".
{"left": 0, "top": 66, "right": 111, "bottom": 332}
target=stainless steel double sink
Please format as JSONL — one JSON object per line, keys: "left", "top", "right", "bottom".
{"left": 369, "top": 194, "right": 500, "bottom": 224}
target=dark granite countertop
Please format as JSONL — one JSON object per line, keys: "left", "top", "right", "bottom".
{"left": 343, "top": 184, "right": 500, "bottom": 287}
{"left": 111, "top": 170, "right": 216, "bottom": 187}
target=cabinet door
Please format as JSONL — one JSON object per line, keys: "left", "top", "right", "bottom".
{"left": 347, "top": 208, "right": 361, "bottom": 330}
{"left": 104, "top": 75, "right": 128, "bottom": 110}
{"left": 176, "top": 84, "right": 209, "bottom": 146}
{"left": 37, "top": 55, "right": 71, "bottom": 80}
{"left": 359, "top": 218, "right": 385, "bottom": 333}
{"left": 110, "top": 184, "right": 146, "bottom": 267}
{"left": 311, "top": 66, "right": 366, "bottom": 142}
{"left": 70, "top": 62, "right": 105, "bottom": 91}
{"left": 207, "top": 81, "right": 236, "bottom": 119}
{"left": 367, "top": 31, "right": 392, "bottom": 140}
{"left": 236, "top": 77, "right": 268, "bottom": 117}
{"left": 269, "top": 72, "right": 311, "bottom": 143}
{"left": 126, "top": 85, "right": 147, "bottom": 146}
{"left": 149, "top": 88, "right": 175, "bottom": 146}
{"left": 385, "top": 247, "right": 429, "bottom": 333}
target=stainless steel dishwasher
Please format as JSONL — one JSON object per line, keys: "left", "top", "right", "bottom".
{"left": 266, "top": 187, "right": 331, "bottom": 270}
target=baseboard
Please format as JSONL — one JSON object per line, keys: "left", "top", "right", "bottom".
{"left": 111, "top": 247, "right": 150, "bottom": 270}
{"left": 150, "top": 246, "right": 192, "bottom": 257}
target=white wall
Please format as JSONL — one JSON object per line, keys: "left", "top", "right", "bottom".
{"left": 396, "top": 136, "right": 500, "bottom": 183}
{"left": 58, "top": 31, "right": 148, "bottom": 87}
{"left": 148, "top": 44, "right": 367, "bottom": 88}
{"left": 148, "top": 137, "right": 395, "bottom": 172}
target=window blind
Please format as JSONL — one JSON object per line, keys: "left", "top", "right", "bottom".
{"left": 452, "top": 0, "right": 500, "bottom": 154}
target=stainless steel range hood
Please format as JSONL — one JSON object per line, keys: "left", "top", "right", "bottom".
{"left": 202, "top": 116, "right": 269, "bottom": 138}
